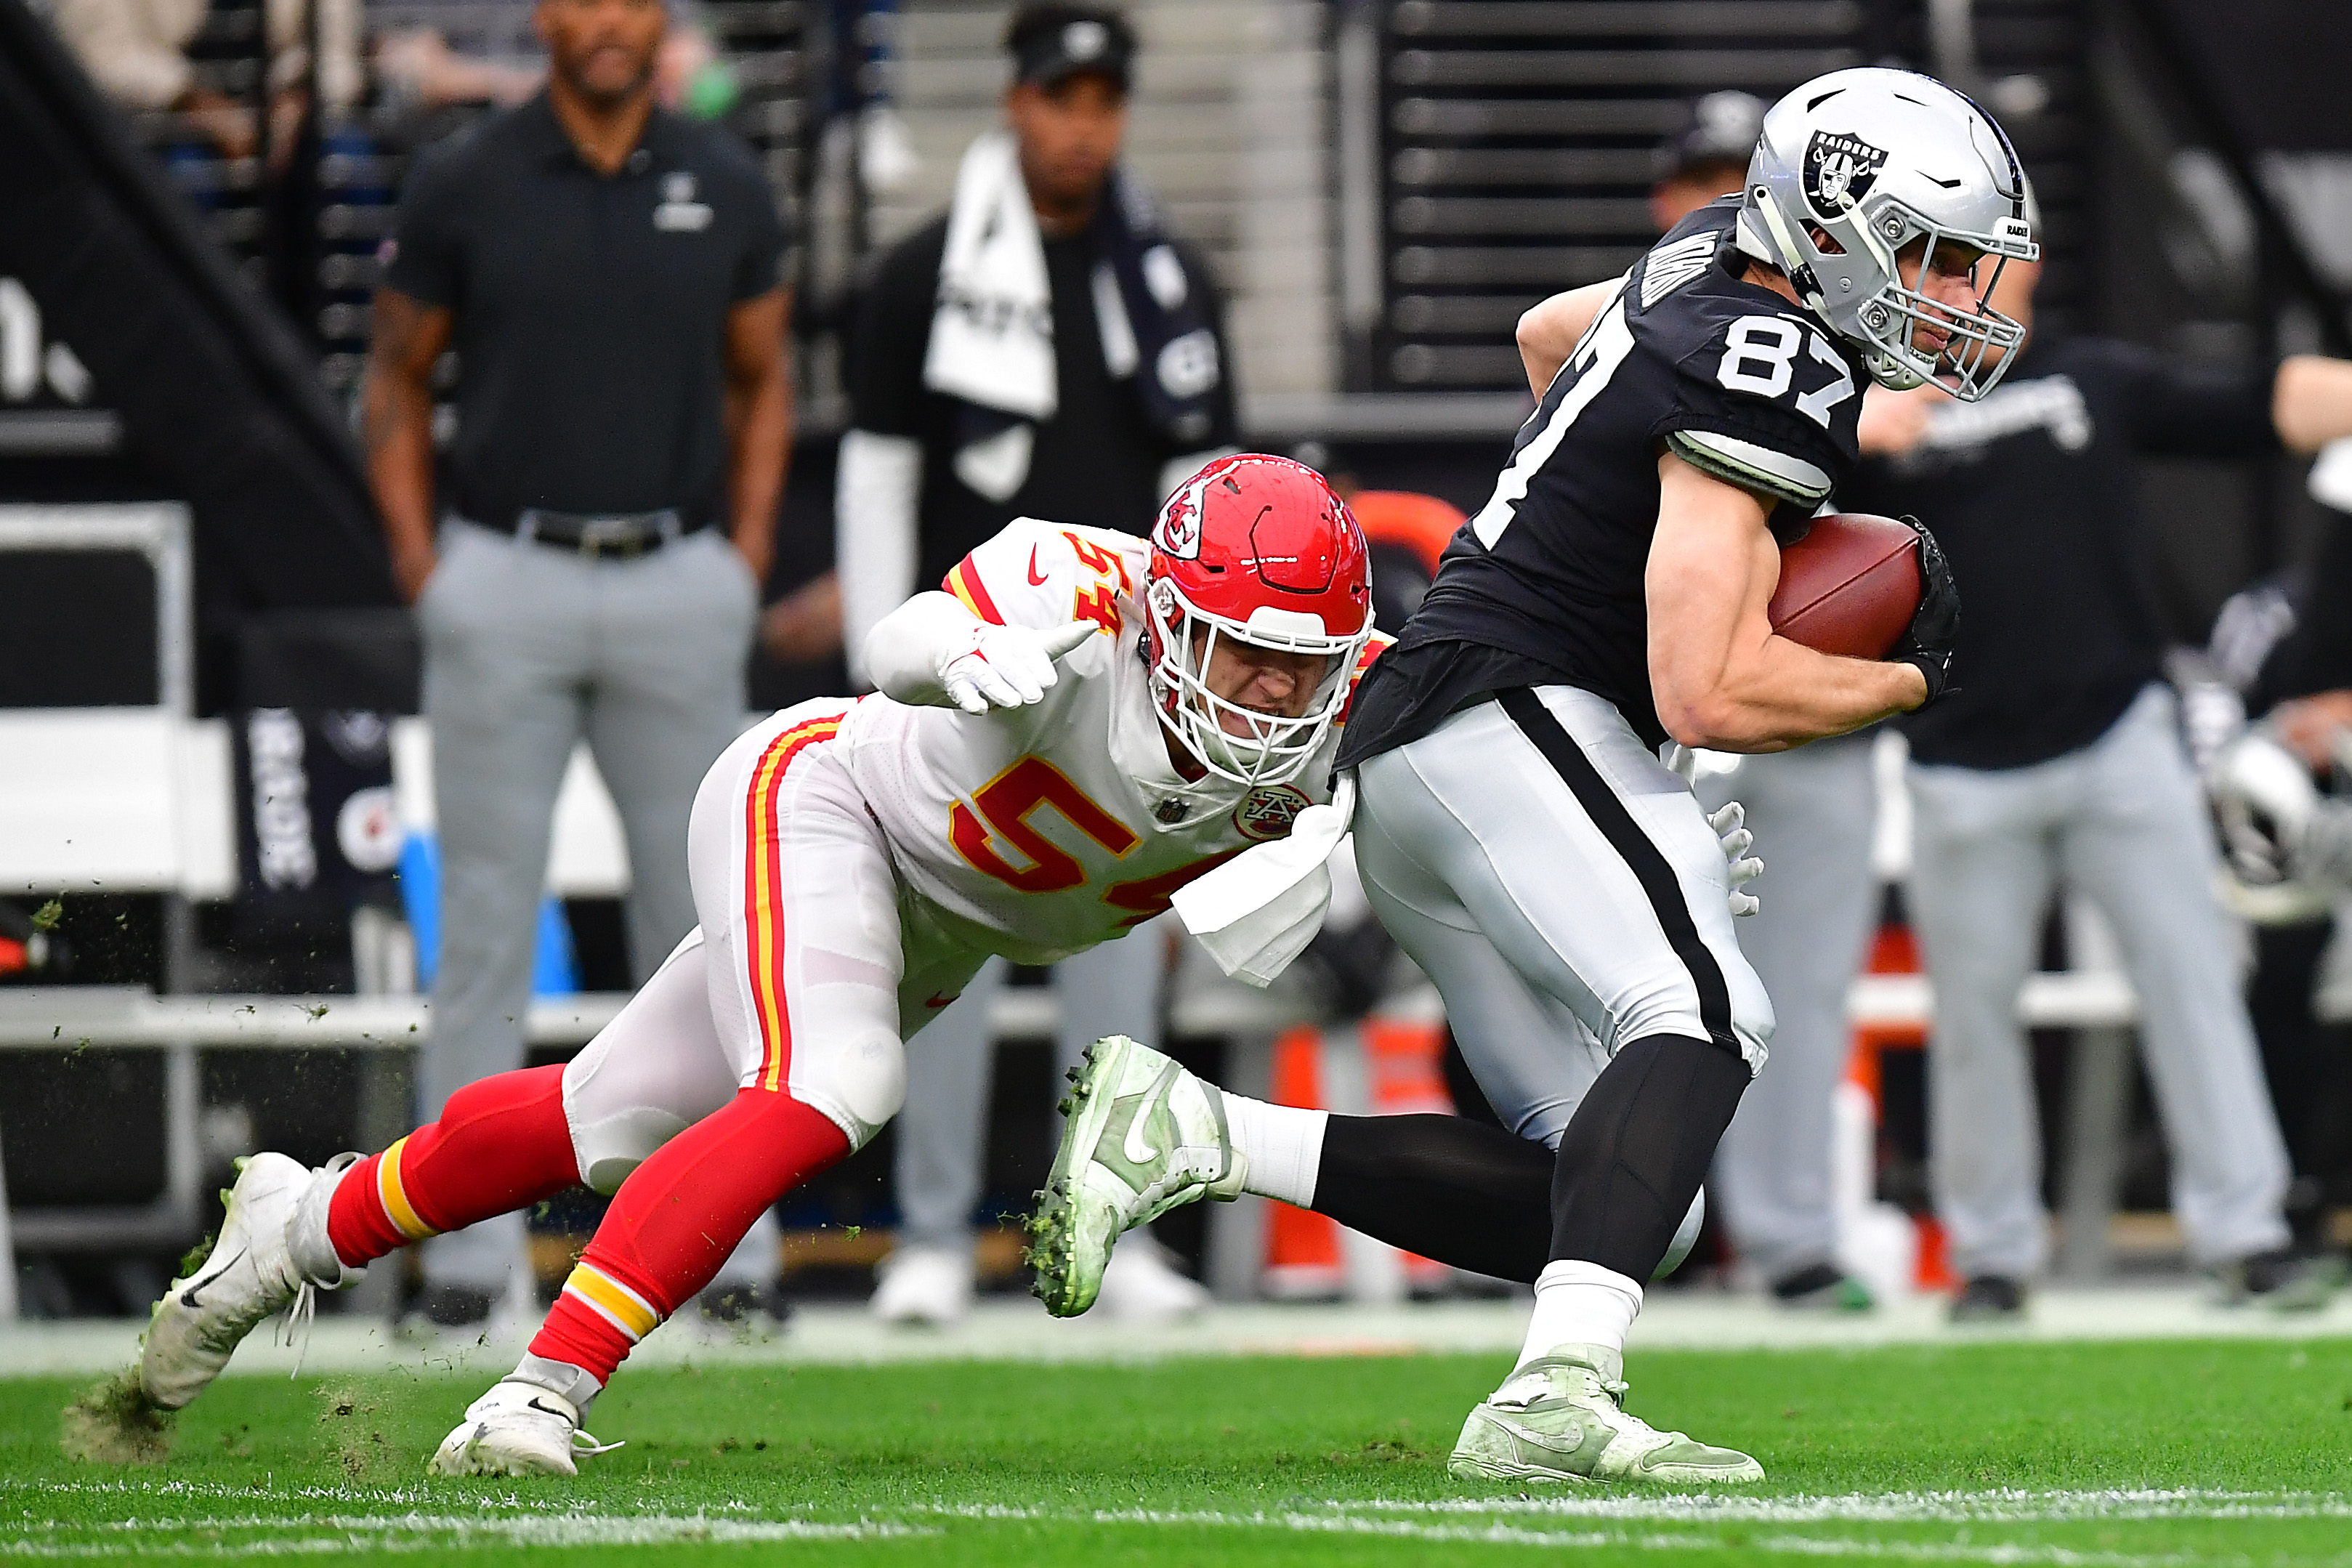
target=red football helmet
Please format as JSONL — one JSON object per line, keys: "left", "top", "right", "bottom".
{"left": 1144, "top": 454, "right": 1374, "bottom": 786}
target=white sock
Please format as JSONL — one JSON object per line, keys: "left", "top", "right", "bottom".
{"left": 512, "top": 1353, "right": 602, "bottom": 1415}
{"left": 1515, "top": 1259, "right": 1644, "bottom": 1370}
{"left": 1219, "top": 1093, "right": 1327, "bottom": 1209}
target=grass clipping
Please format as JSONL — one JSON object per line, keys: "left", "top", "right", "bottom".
{"left": 61, "top": 1367, "right": 174, "bottom": 1465}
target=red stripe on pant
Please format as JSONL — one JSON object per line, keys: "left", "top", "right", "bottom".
{"left": 535, "top": 713, "right": 852, "bottom": 1386}
{"left": 326, "top": 1064, "right": 579, "bottom": 1268}
{"left": 529, "top": 1088, "right": 851, "bottom": 1383}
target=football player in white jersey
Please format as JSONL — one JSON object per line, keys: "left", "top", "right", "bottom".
{"left": 132, "top": 454, "right": 1381, "bottom": 1475}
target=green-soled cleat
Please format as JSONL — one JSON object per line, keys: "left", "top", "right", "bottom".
{"left": 1447, "top": 1346, "right": 1766, "bottom": 1486}
{"left": 1027, "top": 1035, "right": 1246, "bottom": 1318}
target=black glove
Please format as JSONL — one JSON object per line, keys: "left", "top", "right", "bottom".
{"left": 1888, "top": 514, "right": 1960, "bottom": 706}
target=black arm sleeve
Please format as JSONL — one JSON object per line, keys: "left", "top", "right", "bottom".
{"left": 2104, "top": 339, "right": 2281, "bottom": 461}
{"left": 844, "top": 218, "right": 946, "bottom": 438}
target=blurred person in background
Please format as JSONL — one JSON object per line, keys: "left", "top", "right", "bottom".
{"left": 372, "top": 4, "right": 739, "bottom": 119}
{"left": 1848, "top": 192, "right": 2352, "bottom": 1320}
{"left": 2199, "top": 472, "right": 2352, "bottom": 1257}
{"left": 1647, "top": 91, "right": 1761, "bottom": 234}
{"left": 52, "top": 0, "right": 361, "bottom": 168}
{"left": 1519, "top": 90, "right": 1883, "bottom": 1312}
{"left": 831, "top": 1, "right": 1238, "bottom": 1326}
{"left": 363, "top": 0, "right": 791, "bottom": 1327}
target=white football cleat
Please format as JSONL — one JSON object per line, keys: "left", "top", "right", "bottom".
{"left": 1096, "top": 1237, "right": 1211, "bottom": 1323}
{"left": 1030, "top": 1035, "right": 1245, "bottom": 1318}
{"left": 1448, "top": 1345, "right": 1765, "bottom": 1485}
{"left": 870, "top": 1245, "right": 974, "bottom": 1327}
{"left": 428, "top": 1378, "right": 621, "bottom": 1477}
{"left": 140, "top": 1152, "right": 357, "bottom": 1411}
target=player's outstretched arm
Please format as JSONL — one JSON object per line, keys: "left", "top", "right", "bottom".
{"left": 863, "top": 591, "right": 1097, "bottom": 714}
{"left": 1645, "top": 453, "right": 1928, "bottom": 751}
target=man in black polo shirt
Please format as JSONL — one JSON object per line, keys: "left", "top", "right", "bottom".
{"left": 363, "top": 0, "right": 791, "bottom": 1322}
{"left": 1850, "top": 235, "right": 2352, "bottom": 1318}
{"left": 833, "top": 3, "right": 1239, "bottom": 1327}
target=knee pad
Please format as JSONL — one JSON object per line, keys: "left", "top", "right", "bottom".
{"left": 791, "top": 1027, "right": 906, "bottom": 1150}
{"left": 571, "top": 1107, "right": 692, "bottom": 1196}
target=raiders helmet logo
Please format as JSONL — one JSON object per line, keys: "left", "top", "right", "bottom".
{"left": 1234, "top": 784, "right": 1312, "bottom": 843}
{"left": 1803, "top": 129, "right": 1888, "bottom": 219}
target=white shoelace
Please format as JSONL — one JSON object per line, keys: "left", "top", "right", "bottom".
{"left": 275, "top": 1281, "right": 319, "bottom": 1379}
{"left": 571, "top": 1428, "right": 626, "bottom": 1458}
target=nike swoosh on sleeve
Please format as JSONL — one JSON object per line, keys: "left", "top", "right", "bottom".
{"left": 1027, "top": 546, "right": 1048, "bottom": 586}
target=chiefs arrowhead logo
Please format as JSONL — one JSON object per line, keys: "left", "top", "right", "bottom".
{"left": 1154, "top": 473, "right": 1207, "bottom": 561}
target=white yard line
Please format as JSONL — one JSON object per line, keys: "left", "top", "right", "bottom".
{"left": 1331, "top": 1488, "right": 2352, "bottom": 1523}
{"left": 0, "top": 1490, "right": 2326, "bottom": 1564}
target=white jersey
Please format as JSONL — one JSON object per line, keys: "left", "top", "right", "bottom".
{"left": 838, "top": 517, "right": 1387, "bottom": 966}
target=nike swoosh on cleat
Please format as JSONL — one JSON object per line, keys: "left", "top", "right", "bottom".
{"left": 1121, "top": 1064, "right": 1180, "bottom": 1165}
{"left": 179, "top": 1247, "right": 248, "bottom": 1309}
{"left": 1027, "top": 546, "right": 1048, "bottom": 586}
{"left": 527, "top": 1399, "right": 572, "bottom": 1422}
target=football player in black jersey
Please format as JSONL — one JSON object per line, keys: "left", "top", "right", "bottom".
{"left": 1034, "top": 68, "right": 2035, "bottom": 1485}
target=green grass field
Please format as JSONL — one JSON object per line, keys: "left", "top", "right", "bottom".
{"left": 5, "top": 1339, "right": 2351, "bottom": 1564}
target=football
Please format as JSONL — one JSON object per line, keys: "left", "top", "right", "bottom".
{"left": 1768, "top": 512, "right": 1923, "bottom": 659}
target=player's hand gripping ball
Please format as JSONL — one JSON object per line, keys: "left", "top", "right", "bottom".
{"left": 1767, "top": 512, "right": 1960, "bottom": 704}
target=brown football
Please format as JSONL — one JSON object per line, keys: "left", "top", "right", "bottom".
{"left": 1768, "top": 513, "right": 1921, "bottom": 659}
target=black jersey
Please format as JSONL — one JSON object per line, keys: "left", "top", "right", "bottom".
{"left": 1338, "top": 200, "right": 1868, "bottom": 764}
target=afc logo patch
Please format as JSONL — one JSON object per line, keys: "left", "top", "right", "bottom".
{"left": 1233, "top": 784, "right": 1312, "bottom": 843}
{"left": 1803, "top": 129, "right": 1888, "bottom": 219}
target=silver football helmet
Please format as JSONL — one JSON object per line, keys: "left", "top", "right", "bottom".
{"left": 2210, "top": 726, "right": 2352, "bottom": 924}
{"left": 1737, "top": 68, "right": 2039, "bottom": 400}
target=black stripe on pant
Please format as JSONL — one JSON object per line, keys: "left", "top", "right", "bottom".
{"left": 1495, "top": 687, "right": 1738, "bottom": 1056}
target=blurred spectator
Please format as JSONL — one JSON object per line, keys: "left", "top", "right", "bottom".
{"left": 2206, "top": 482, "right": 2352, "bottom": 1250}
{"left": 833, "top": 1, "right": 1237, "bottom": 1326}
{"left": 363, "top": 0, "right": 791, "bottom": 1326}
{"left": 53, "top": 0, "right": 361, "bottom": 167}
{"left": 371, "top": 7, "right": 733, "bottom": 118}
{"left": 371, "top": 28, "right": 541, "bottom": 113}
{"left": 1649, "top": 90, "right": 1761, "bottom": 235}
{"left": 1848, "top": 202, "right": 2352, "bottom": 1320}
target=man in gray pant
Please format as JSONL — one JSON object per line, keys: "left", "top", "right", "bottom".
{"left": 1849, "top": 238, "right": 2352, "bottom": 1318}
{"left": 1693, "top": 739, "right": 1881, "bottom": 1309}
{"left": 365, "top": 0, "right": 791, "bottom": 1324}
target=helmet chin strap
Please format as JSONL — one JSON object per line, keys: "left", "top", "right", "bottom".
{"left": 1750, "top": 185, "right": 1830, "bottom": 316}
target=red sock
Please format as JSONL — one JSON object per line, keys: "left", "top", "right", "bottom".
{"left": 530, "top": 1088, "right": 850, "bottom": 1385}
{"left": 326, "top": 1064, "right": 578, "bottom": 1268}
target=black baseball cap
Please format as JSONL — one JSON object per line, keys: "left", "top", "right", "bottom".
{"left": 1656, "top": 90, "right": 1766, "bottom": 182}
{"left": 1006, "top": 4, "right": 1136, "bottom": 93}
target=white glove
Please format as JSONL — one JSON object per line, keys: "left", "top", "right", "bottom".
{"left": 1710, "top": 800, "right": 1764, "bottom": 916}
{"left": 938, "top": 619, "right": 1098, "bottom": 715}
